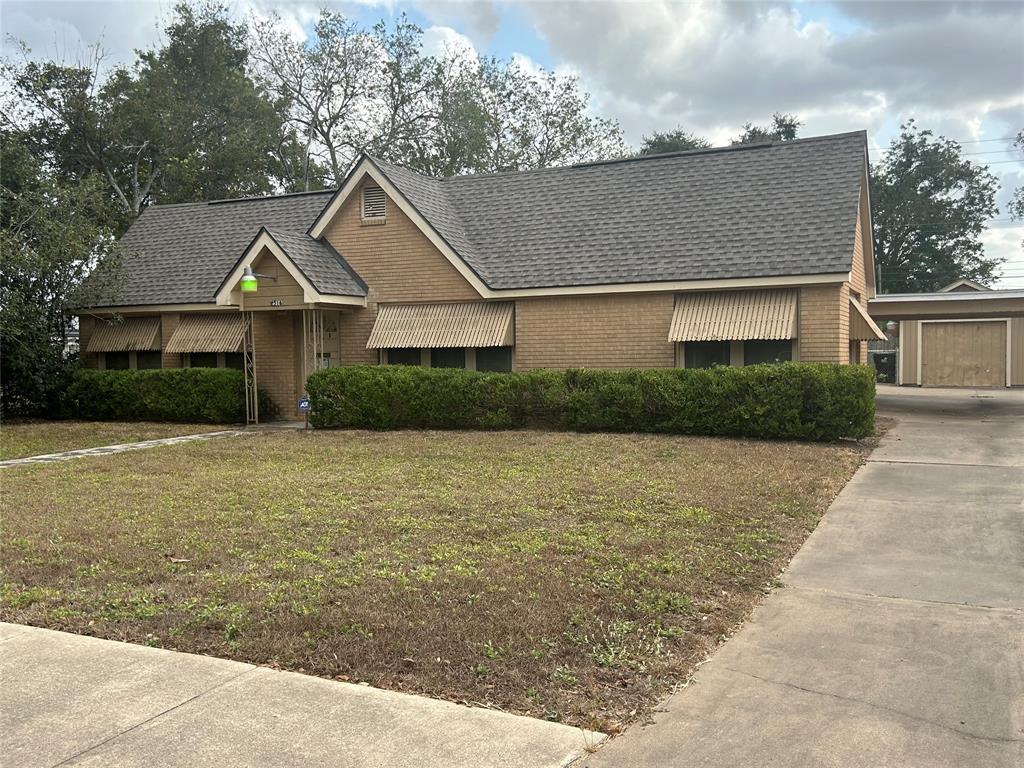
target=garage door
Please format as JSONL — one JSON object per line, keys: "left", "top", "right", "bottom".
{"left": 921, "top": 321, "right": 1006, "bottom": 387}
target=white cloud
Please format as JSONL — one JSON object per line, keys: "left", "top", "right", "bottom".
{"left": 420, "top": 24, "right": 476, "bottom": 59}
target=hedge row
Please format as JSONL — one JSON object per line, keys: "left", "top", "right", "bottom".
{"left": 307, "top": 363, "right": 875, "bottom": 441}
{"left": 66, "top": 368, "right": 262, "bottom": 423}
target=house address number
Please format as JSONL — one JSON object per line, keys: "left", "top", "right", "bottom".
{"left": 270, "top": 299, "right": 283, "bottom": 306}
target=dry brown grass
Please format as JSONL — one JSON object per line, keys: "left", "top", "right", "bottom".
{"left": 0, "top": 420, "right": 221, "bottom": 461}
{"left": 0, "top": 429, "right": 868, "bottom": 732}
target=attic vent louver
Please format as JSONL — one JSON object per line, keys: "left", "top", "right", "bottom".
{"left": 362, "top": 186, "right": 386, "bottom": 218}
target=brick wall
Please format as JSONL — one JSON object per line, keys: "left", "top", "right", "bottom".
{"left": 515, "top": 293, "right": 676, "bottom": 369}
{"left": 252, "top": 311, "right": 298, "bottom": 418}
{"left": 799, "top": 284, "right": 849, "bottom": 363}
{"left": 326, "top": 177, "right": 482, "bottom": 365}
{"left": 160, "top": 313, "right": 181, "bottom": 368}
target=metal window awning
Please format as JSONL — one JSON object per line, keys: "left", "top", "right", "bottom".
{"left": 849, "top": 298, "right": 886, "bottom": 341}
{"left": 165, "top": 314, "right": 245, "bottom": 353}
{"left": 669, "top": 289, "right": 797, "bottom": 341}
{"left": 366, "top": 302, "right": 515, "bottom": 349}
{"left": 86, "top": 317, "right": 161, "bottom": 353}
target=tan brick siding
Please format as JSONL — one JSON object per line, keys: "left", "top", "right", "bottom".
{"left": 326, "top": 177, "right": 482, "bottom": 365}
{"left": 324, "top": 178, "right": 480, "bottom": 304}
{"left": 160, "top": 313, "right": 181, "bottom": 368}
{"left": 252, "top": 311, "right": 298, "bottom": 418}
{"left": 799, "top": 284, "right": 849, "bottom": 363}
{"left": 850, "top": 207, "right": 866, "bottom": 299}
{"left": 515, "top": 293, "right": 676, "bottom": 369}
{"left": 240, "top": 250, "right": 305, "bottom": 309}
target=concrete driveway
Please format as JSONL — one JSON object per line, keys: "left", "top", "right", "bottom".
{"left": 584, "top": 386, "right": 1024, "bottom": 767}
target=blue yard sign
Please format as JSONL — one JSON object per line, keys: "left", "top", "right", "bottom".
{"left": 298, "top": 394, "right": 311, "bottom": 413}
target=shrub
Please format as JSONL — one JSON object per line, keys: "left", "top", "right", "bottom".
{"left": 66, "top": 368, "right": 262, "bottom": 423}
{"left": 307, "top": 363, "right": 875, "bottom": 441}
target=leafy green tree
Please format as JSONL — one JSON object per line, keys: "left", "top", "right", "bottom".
{"left": 0, "top": 134, "right": 123, "bottom": 415}
{"left": 639, "top": 128, "right": 711, "bottom": 155}
{"left": 871, "top": 121, "right": 1001, "bottom": 293}
{"left": 4, "top": 2, "right": 295, "bottom": 221}
{"left": 732, "top": 113, "right": 802, "bottom": 144}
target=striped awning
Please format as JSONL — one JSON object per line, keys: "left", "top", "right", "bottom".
{"left": 849, "top": 298, "right": 886, "bottom": 341}
{"left": 669, "top": 290, "right": 797, "bottom": 342}
{"left": 366, "top": 302, "right": 515, "bottom": 349}
{"left": 165, "top": 314, "right": 245, "bottom": 353}
{"left": 86, "top": 317, "right": 160, "bottom": 353}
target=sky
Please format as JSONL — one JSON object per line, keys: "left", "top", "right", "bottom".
{"left": 3, "top": 0, "right": 1023, "bottom": 287}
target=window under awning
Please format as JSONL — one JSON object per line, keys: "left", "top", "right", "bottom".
{"left": 366, "top": 302, "right": 515, "bottom": 349}
{"left": 165, "top": 314, "right": 245, "bottom": 354}
{"left": 669, "top": 289, "right": 798, "bottom": 342}
{"left": 849, "top": 298, "right": 886, "bottom": 341}
{"left": 86, "top": 317, "right": 161, "bottom": 353}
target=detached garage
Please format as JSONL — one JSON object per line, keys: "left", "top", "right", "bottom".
{"left": 869, "top": 282, "right": 1024, "bottom": 388}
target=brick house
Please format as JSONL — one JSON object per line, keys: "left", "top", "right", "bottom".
{"left": 78, "top": 130, "right": 883, "bottom": 419}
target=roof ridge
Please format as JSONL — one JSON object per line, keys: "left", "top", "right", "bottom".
{"left": 370, "top": 130, "right": 868, "bottom": 183}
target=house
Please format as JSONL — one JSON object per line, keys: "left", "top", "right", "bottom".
{"left": 869, "top": 279, "right": 1024, "bottom": 388}
{"left": 78, "top": 130, "right": 884, "bottom": 420}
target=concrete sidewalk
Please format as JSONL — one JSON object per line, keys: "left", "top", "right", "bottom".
{"left": 0, "top": 623, "right": 602, "bottom": 768}
{"left": 584, "top": 388, "right": 1024, "bottom": 767}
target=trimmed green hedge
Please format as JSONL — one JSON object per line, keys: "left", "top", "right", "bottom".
{"left": 307, "top": 363, "right": 875, "bottom": 441}
{"left": 66, "top": 368, "right": 260, "bottom": 423}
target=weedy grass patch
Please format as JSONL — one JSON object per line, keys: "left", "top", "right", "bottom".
{"left": 0, "top": 419, "right": 221, "bottom": 461}
{"left": 0, "top": 429, "right": 866, "bottom": 732}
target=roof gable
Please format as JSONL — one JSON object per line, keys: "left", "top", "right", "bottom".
{"left": 312, "top": 131, "right": 868, "bottom": 293}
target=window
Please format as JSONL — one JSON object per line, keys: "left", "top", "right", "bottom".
{"left": 387, "top": 348, "right": 421, "bottom": 366}
{"left": 136, "top": 351, "right": 162, "bottom": 370}
{"left": 476, "top": 346, "right": 513, "bottom": 372}
{"left": 362, "top": 186, "right": 386, "bottom": 219}
{"left": 744, "top": 340, "right": 792, "bottom": 365}
{"left": 684, "top": 341, "right": 730, "bottom": 369}
{"left": 431, "top": 348, "right": 465, "bottom": 369}
{"left": 189, "top": 352, "right": 219, "bottom": 368}
{"left": 224, "top": 352, "right": 244, "bottom": 370}
{"left": 103, "top": 351, "right": 131, "bottom": 370}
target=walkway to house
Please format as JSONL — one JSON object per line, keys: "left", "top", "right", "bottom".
{"left": 0, "top": 623, "right": 601, "bottom": 768}
{"left": 584, "top": 386, "right": 1024, "bottom": 768}
{"left": 0, "top": 430, "right": 250, "bottom": 469}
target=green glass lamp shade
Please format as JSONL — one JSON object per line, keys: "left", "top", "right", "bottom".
{"left": 240, "top": 266, "right": 258, "bottom": 293}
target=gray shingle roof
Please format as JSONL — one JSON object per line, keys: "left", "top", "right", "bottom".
{"left": 97, "top": 131, "right": 867, "bottom": 308}
{"left": 263, "top": 230, "right": 367, "bottom": 297}
{"left": 99, "top": 190, "right": 336, "bottom": 306}
{"left": 372, "top": 131, "right": 867, "bottom": 289}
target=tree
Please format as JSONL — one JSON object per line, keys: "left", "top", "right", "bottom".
{"left": 0, "top": 133, "right": 123, "bottom": 415}
{"left": 871, "top": 121, "right": 1001, "bottom": 293}
{"left": 638, "top": 128, "right": 710, "bottom": 155}
{"left": 1009, "top": 130, "right": 1024, "bottom": 244}
{"left": 250, "top": 10, "right": 625, "bottom": 181}
{"left": 732, "top": 113, "right": 801, "bottom": 145}
{"left": 4, "top": 2, "right": 295, "bottom": 221}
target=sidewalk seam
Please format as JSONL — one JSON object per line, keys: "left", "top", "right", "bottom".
{"left": 779, "top": 583, "right": 1023, "bottom": 614}
{"left": 48, "top": 666, "right": 258, "bottom": 767}
{"left": 719, "top": 666, "right": 1023, "bottom": 746}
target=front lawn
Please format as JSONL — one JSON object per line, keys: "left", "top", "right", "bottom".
{"left": 0, "top": 430, "right": 866, "bottom": 732}
{"left": 0, "top": 420, "right": 224, "bottom": 461}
